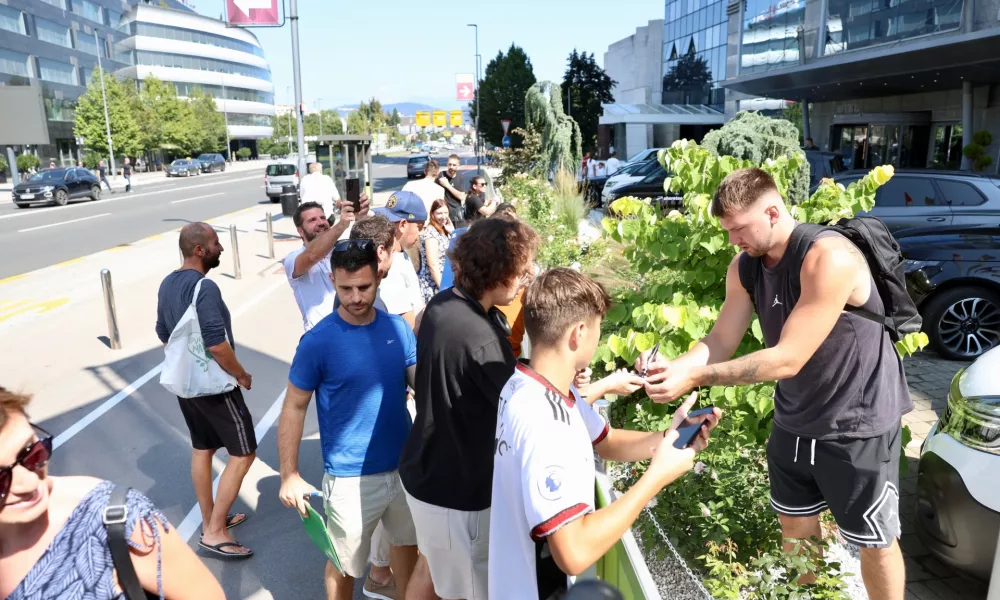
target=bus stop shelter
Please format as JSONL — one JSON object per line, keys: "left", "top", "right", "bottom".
{"left": 276, "top": 134, "right": 374, "bottom": 196}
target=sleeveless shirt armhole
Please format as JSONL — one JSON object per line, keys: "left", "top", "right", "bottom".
{"left": 123, "top": 487, "right": 171, "bottom": 600}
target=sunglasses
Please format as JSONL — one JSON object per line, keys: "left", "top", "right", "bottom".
{"left": 0, "top": 424, "right": 53, "bottom": 512}
{"left": 333, "top": 239, "right": 376, "bottom": 254}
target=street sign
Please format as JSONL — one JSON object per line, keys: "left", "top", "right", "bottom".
{"left": 456, "top": 74, "right": 474, "bottom": 101}
{"left": 501, "top": 119, "right": 512, "bottom": 135}
{"left": 415, "top": 111, "right": 431, "bottom": 128}
{"left": 449, "top": 110, "right": 463, "bottom": 127}
{"left": 432, "top": 110, "right": 446, "bottom": 128}
{"left": 226, "top": 0, "right": 280, "bottom": 26}
{"left": 502, "top": 135, "right": 511, "bottom": 148}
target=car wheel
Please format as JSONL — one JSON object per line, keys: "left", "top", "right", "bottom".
{"left": 91, "top": 185, "right": 101, "bottom": 201}
{"left": 270, "top": 197, "right": 280, "bottom": 203}
{"left": 923, "top": 285, "right": 1000, "bottom": 360}
{"left": 54, "top": 189, "right": 68, "bottom": 206}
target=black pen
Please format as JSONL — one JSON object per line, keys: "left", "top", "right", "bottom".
{"left": 640, "top": 342, "right": 660, "bottom": 378}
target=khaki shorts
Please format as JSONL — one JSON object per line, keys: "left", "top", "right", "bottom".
{"left": 405, "top": 489, "right": 490, "bottom": 600}
{"left": 322, "top": 470, "right": 417, "bottom": 578}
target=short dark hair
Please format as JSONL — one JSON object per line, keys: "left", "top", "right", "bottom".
{"left": 491, "top": 203, "right": 517, "bottom": 221}
{"left": 805, "top": 137, "right": 814, "bottom": 143}
{"left": 0, "top": 386, "right": 30, "bottom": 433}
{"left": 470, "top": 175, "right": 485, "bottom": 187}
{"left": 524, "top": 268, "right": 611, "bottom": 346}
{"left": 178, "top": 222, "right": 213, "bottom": 258}
{"left": 425, "top": 159, "right": 439, "bottom": 175}
{"left": 350, "top": 214, "right": 394, "bottom": 252}
{"left": 293, "top": 201, "right": 324, "bottom": 228}
{"left": 710, "top": 167, "right": 779, "bottom": 218}
{"left": 330, "top": 244, "right": 377, "bottom": 275}
{"left": 451, "top": 218, "right": 539, "bottom": 300}
{"left": 447, "top": 153, "right": 460, "bottom": 163}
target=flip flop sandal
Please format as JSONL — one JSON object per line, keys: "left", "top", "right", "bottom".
{"left": 226, "top": 513, "right": 248, "bottom": 529}
{"left": 198, "top": 540, "right": 254, "bottom": 558}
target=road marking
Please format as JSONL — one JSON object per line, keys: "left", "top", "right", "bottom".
{"left": 18, "top": 213, "right": 110, "bottom": 233}
{"left": 177, "top": 389, "right": 286, "bottom": 541}
{"left": 170, "top": 192, "right": 225, "bottom": 204}
{"left": 53, "top": 257, "right": 87, "bottom": 268}
{"left": 49, "top": 277, "right": 287, "bottom": 451}
{"left": 0, "top": 174, "right": 262, "bottom": 221}
{"left": 0, "top": 274, "right": 27, "bottom": 285}
{"left": 0, "top": 298, "right": 70, "bottom": 323}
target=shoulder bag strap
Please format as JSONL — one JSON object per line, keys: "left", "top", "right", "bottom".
{"left": 105, "top": 485, "right": 147, "bottom": 600}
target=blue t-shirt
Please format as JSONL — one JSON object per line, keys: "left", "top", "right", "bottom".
{"left": 289, "top": 309, "right": 417, "bottom": 476}
{"left": 439, "top": 226, "right": 468, "bottom": 290}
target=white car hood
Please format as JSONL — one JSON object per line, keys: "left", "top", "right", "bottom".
{"left": 958, "top": 345, "right": 1000, "bottom": 398}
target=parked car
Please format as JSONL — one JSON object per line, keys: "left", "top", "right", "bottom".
{"left": 623, "top": 147, "right": 665, "bottom": 165}
{"left": 603, "top": 167, "right": 682, "bottom": 211}
{"left": 166, "top": 159, "right": 201, "bottom": 177}
{"left": 898, "top": 225, "right": 1000, "bottom": 360}
{"left": 915, "top": 344, "right": 999, "bottom": 582}
{"left": 814, "top": 169, "right": 1000, "bottom": 233}
{"left": 601, "top": 159, "right": 664, "bottom": 205}
{"left": 265, "top": 160, "right": 299, "bottom": 202}
{"left": 407, "top": 155, "right": 430, "bottom": 179}
{"left": 11, "top": 167, "right": 102, "bottom": 208}
{"left": 196, "top": 153, "right": 226, "bottom": 173}
{"left": 804, "top": 150, "right": 845, "bottom": 188}
{"left": 409, "top": 146, "right": 422, "bottom": 154}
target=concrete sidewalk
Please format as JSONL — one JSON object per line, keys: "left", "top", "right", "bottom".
{"left": 1, "top": 158, "right": 267, "bottom": 203}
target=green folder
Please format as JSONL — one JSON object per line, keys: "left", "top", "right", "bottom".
{"left": 300, "top": 501, "right": 344, "bottom": 574}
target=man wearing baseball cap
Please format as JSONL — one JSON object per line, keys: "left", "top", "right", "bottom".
{"left": 374, "top": 191, "right": 428, "bottom": 330}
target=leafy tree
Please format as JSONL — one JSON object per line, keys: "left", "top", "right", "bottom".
{"left": 74, "top": 69, "right": 142, "bottom": 159}
{"left": 346, "top": 98, "right": 391, "bottom": 136}
{"left": 471, "top": 44, "right": 537, "bottom": 147}
{"left": 16, "top": 153, "right": 39, "bottom": 173}
{"left": 138, "top": 77, "right": 198, "bottom": 155}
{"left": 525, "top": 81, "right": 582, "bottom": 174}
{"left": 561, "top": 49, "right": 616, "bottom": 153}
{"left": 188, "top": 88, "right": 227, "bottom": 155}
{"left": 778, "top": 101, "right": 804, "bottom": 143}
{"left": 0, "top": 155, "right": 7, "bottom": 175}
{"left": 236, "top": 147, "right": 252, "bottom": 160}
{"left": 661, "top": 50, "right": 713, "bottom": 102}
{"left": 389, "top": 108, "right": 401, "bottom": 127}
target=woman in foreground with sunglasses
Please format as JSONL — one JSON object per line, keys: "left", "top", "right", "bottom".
{"left": 0, "top": 387, "right": 224, "bottom": 600}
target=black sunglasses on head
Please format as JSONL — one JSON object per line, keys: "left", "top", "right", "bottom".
{"left": 0, "top": 424, "right": 53, "bottom": 512}
{"left": 333, "top": 239, "right": 376, "bottom": 254}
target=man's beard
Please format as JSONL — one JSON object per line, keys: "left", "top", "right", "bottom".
{"left": 303, "top": 225, "right": 328, "bottom": 243}
{"left": 746, "top": 228, "right": 774, "bottom": 258}
{"left": 204, "top": 253, "right": 221, "bottom": 271}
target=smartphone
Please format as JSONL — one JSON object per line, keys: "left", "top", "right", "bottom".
{"left": 345, "top": 178, "right": 361, "bottom": 212}
{"left": 672, "top": 405, "right": 715, "bottom": 449}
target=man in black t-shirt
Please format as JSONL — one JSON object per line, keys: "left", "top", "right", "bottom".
{"left": 123, "top": 157, "right": 133, "bottom": 192}
{"left": 98, "top": 160, "right": 114, "bottom": 193}
{"left": 463, "top": 175, "right": 495, "bottom": 223}
{"left": 436, "top": 153, "right": 467, "bottom": 228}
{"left": 400, "top": 218, "right": 540, "bottom": 600}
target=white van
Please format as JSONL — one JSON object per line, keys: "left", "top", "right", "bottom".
{"left": 265, "top": 160, "right": 299, "bottom": 202}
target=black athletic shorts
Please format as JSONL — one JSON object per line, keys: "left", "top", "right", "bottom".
{"left": 767, "top": 424, "right": 901, "bottom": 548}
{"left": 176, "top": 388, "right": 257, "bottom": 456}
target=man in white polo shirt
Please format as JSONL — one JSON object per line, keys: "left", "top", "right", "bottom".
{"left": 489, "top": 268, "right": 721, "bottom": 599}
{"left": 299, "top": 162, "right": 341, "bottom": 220}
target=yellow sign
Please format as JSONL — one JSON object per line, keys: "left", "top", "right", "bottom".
{"left": 449, "top": 110, "right": 463, "bottom": 127}
{"left": 442, "top": 130, "right": 452, "bottom": 137}
{"left": 432, "top": 110, "right": 446, "bottom": 128}
{"left": 415, "top": 111, "right": 431, "bottom": 128}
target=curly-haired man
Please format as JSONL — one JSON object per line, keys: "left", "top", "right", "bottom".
{"left": 399, "top": 217, "right": 539, "bottom": 600}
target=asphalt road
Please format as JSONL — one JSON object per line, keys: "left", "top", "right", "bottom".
{"left": 0, "top": 152, "right": 480, "bottom": 280}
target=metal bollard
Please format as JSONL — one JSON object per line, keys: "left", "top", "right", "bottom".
{"left": 266, "top": 212, "right": 275, "bottom": 259}
{"left": 593, "top": 399, "right": 611, "bottom": 473}
{"left": 100, "top": 269, "right": 121, "bottom": 349}
{"left": 229, "top": 224, "right": 242, "bottom": 279}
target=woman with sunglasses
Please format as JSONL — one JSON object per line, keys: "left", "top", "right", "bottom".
{"left": 0, "top": 387, "right": 224, "bottom": 600}
{"left": 416, "top": 198, "right": 454, "bottom": 303}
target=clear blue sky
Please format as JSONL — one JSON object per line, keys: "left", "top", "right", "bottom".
{"left": 193, "top": 0, "right": 663, "bottom": 110}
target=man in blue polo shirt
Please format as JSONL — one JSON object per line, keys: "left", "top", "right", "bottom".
{"left": 277, "top": 239, "right": 419, "bottom": 600}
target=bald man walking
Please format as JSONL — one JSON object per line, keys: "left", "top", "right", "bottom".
{"left": 156, "top": 222, "right": 257, "bottom": 558}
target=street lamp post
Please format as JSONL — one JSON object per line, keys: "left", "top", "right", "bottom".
{"left": 221, "top": 76, "right": 231, "bottom": 161}
{"left": 94, "top": 30, "right": 115, "bottom": 181}
{"left": 285, "top": 85, "right": 293, "bottom": 154}
{"left": 289, "top": 0, "right": 307, "bottom": 175}
{"left": 467, "top": 24, "right": 480, "bottom": 172}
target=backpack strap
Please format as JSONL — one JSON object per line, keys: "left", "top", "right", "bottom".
{"left": 785, "top": 222, "right": 827, "bottom": 297}
{"left": 105, "top": 485, "right": 147, "bottom": 600}
{"left": 737, "top": 252, "right": 761, "bottom": 314}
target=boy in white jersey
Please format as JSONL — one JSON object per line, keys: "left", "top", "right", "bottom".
{"left": 489, "top": 268, "right": 722, "bottom": 600}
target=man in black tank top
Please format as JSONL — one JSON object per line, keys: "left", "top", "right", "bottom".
{"left": 637, "top": 168, "right": 910, "bottom": 599}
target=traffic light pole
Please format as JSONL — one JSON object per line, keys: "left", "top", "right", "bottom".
{"left": 289, "top": 0, "right": 306, "bottom": 175}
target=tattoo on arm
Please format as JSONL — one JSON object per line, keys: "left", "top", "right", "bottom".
{"left": 699, "top": 354, "right": 764, "bottom": 386}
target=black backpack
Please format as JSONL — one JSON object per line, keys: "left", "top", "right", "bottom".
{"left": 738, "top": 217, "right": 922, "bottom": 342}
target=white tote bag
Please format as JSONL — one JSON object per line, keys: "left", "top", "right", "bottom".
{"left": 159, "top": 278, "right": 237, "bottom": 398}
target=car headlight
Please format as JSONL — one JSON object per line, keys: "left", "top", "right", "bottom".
{"left": 938, "top": 368, "right": 1000, "bottom": 454}
{"left": 904, "top": 259, "right": 942, "bottom": 274}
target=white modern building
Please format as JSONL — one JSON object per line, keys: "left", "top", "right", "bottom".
{"left": 114, "top": 2, "right": 274, "bottom": 156}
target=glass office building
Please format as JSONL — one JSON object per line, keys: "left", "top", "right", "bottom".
{"left": 0, "top": 0, "right": 131, "bottom": 166}
{"left": 114, "top": 3, "right": 275, "bottom": 155}
{"left": 724, "top": 0, "right": 999, "bottom": 172}
{"left": 662, "top": 0, "right": 728, "bottom": 108}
